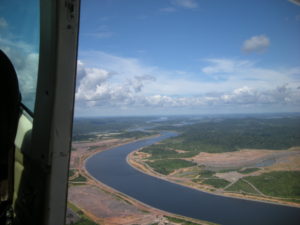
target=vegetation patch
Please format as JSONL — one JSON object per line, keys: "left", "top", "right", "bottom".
{"left": 202, "top": 178, "right": 230, "bottom": 188}
{"left": 69, "top": 169, "right": 76, "bottom": 177}
{"left": 115, "top": 131, "right": 157, "bottom": 139}
{"left": 159, "top": 118, "right": 300, "bottom": 153}
{"left": 244, "top": 171, "right": 300, "bottom": 198}
{"left": 162, "top": 139, "right": 225, "bottom": 154}
{"left": 226, "top": 179, "right": 259, "bottom": 195}
{"left": 142, "top": 143, "right": 199, "bottom": 159}
{"left": 72, "top": 218, "right": 98, "bottom": 225}
{"left": 73, "top": 117, "right": 156, "bottom": 136}
{"left": 67, "top": 202, "right": 82, "bottom": 214}
{"left": 72, "top": 134, "right": 98, "bottom": 142}
{"left": 71, "top": 174, "right": 87, "bottom": 182}
{"left": 198, "top": 170, "right": 215, "bottom": 178}
{"left": 239, "top": 168, "right": 260, "bottom": 174}
{"left": 146, "top": 159, "right": 196, "bottom": 175}
{"left": 141, "top": 145, "right": 180, "bottom": 159}
{"left": 165, "top": 216, "right": 202, "bottom": 225}
{"left": 87, "top": 146, "right": 101, "bottom": 151}
{"left": 215, "top": 168, "right": 239, "bottom": 173}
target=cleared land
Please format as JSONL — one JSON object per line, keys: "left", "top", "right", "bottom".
{"left": 68, "top": 185, "right": 157, "bottom": 225}
{"left": 192, "top": 148, "right": 300, "bottom": 170}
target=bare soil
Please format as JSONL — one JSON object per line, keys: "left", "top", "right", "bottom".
{"left": 192, "top": 148, "right": 300, "bottom": 169}
{"left": 68, "top": 185, "right": 159, "bottom": 225}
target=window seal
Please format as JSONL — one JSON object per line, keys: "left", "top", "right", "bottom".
{"left": 20, "top": 102, "right": 34, "bottom": 118}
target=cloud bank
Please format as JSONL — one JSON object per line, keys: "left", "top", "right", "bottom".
{"left": 75, "top": 52, "right": 300, "bottom": 115}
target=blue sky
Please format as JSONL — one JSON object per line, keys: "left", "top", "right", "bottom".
{"left": 75, "top": 0, "right": 300, "bottom": 116}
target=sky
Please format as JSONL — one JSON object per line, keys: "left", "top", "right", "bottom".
{"left": 76, "top": 0, "right": 300, "bottom": 116}
{"left": 2, "top": 0, "right": 300, "bottom": 116}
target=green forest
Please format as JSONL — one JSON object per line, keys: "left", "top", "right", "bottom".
{"left": 157, "top": 117, "right": 300, "bottom": 153}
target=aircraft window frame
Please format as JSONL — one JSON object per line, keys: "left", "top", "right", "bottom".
{"left": 20, "top": 103, "right": 34, "bottom": 118}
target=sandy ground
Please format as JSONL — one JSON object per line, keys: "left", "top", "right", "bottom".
{"left": 67, "top": 138, "right": 213, "bottom": 225}
{"left": 68, "top": 185, "right": 160, "bottom": 225}
{"left": 192, "top": 148, "right": 300, "bottom": 169}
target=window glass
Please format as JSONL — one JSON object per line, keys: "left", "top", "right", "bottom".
{"left": 67, "top": 1, "right": 300, "bottom": 225}
{"left": 0, "top": 0, "right": 40, "bottom": 112}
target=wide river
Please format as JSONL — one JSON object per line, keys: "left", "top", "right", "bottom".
{"left": 86, "top": 132, "right": 300, "bottom": 225}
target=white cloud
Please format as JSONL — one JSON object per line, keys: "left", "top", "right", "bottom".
{"left": 75, "top": 53, "right": 300, "bottom": 115}
{"left": 171, "top": 0, "right": 198, "bottom": 9}
{"left": 200, "top": 58, "right": 300, "bottom": 92}
{"left": 130, "top": 75, "right": 156, "bottom": 92}
{"left": 0, "top": 18, "right": 8, "bottom": 28}
{"left": 225, "top": 84, "right": 300, "bottom": 105}
{"left": 75, "top": 60, "right": 157, "bottom": 107}
{"left": 202, "top": 58, "right": 253, "bottom": 75}
{"left": 289, "top": 0, "right": 300, "bottom": 6}
{"left": 79, "top": 51, "right": 158, "bottom": 82}
{"left": 242, "top": 35, "right": 270, "bottom": 53}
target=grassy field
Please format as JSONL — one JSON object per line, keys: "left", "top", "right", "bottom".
{"left": 226, "top": 179, "right": 259, "bottom": 195}
{"left": 239, "top": 168, "right": 260, "bottom": 174}
{"left": 202, "top": 178, "right": 230, "bottom": 189}
{"left": 225, "top": 171, "right": 300, "bottom": 199}
{"left": 146, "top": 159, "right": 196, "bottom": 175}
{"left": 198, "top": 170, "right": 215, "bottom": 178}
{"left": 165, "top": 216, "right": 202, "bottom": 225}
{"left": 141, "top": 145, "right": 197, "bottom": 159}
{"left": 73, "top": 219, "right": 98, "bottom": 225}
{"left": 244, "top": 171, "right": 300, "bottom": 198}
